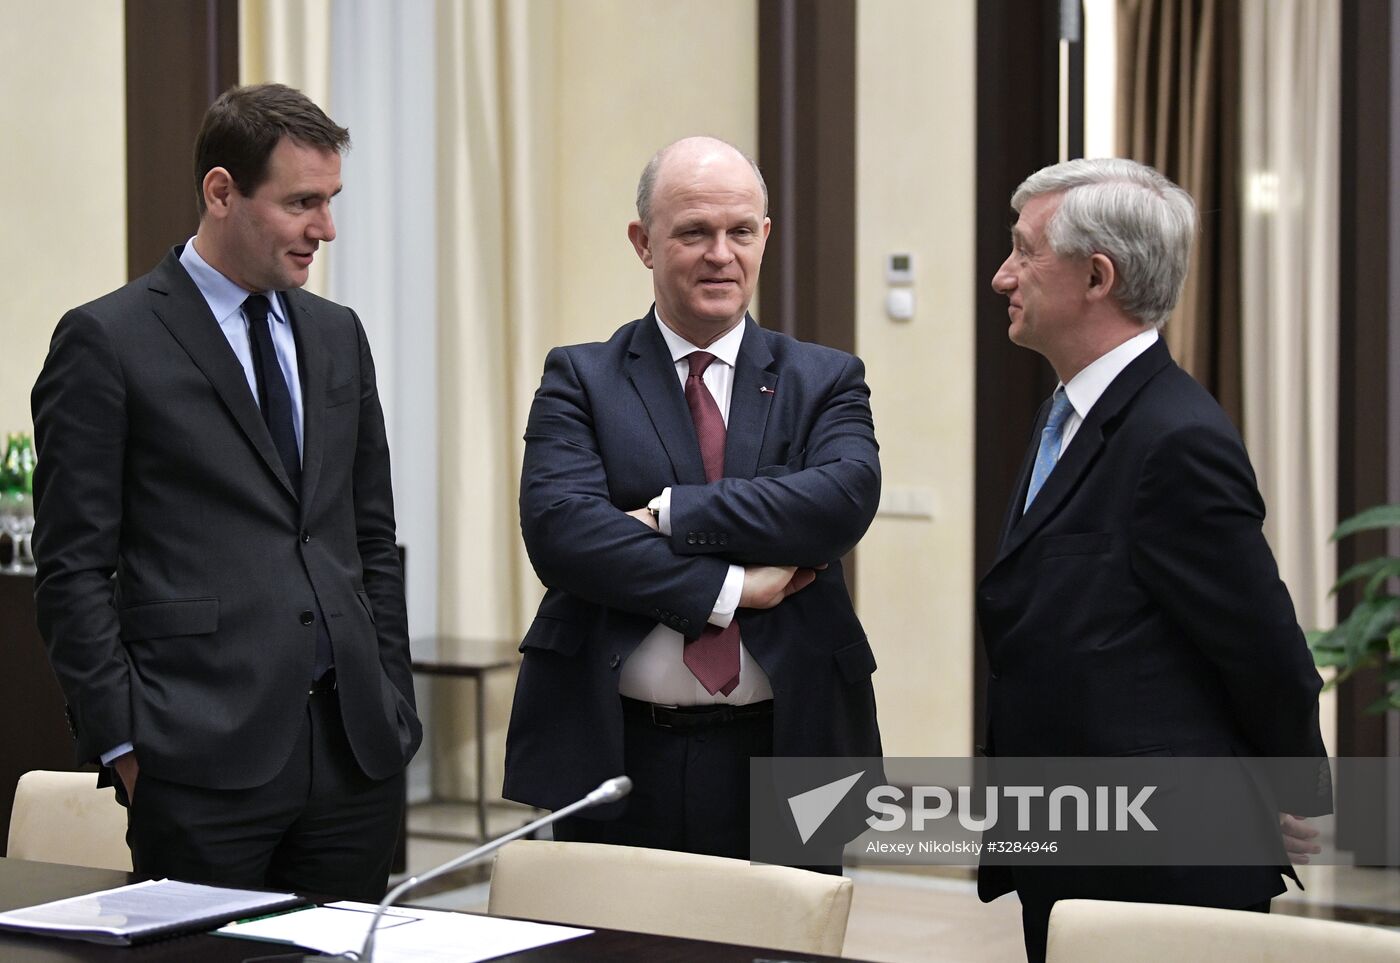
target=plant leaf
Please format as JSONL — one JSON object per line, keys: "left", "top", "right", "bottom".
{"left": 1364, "top": 692, "right": 1400, "bottom": 715}
{"left": 1354, "top": 599, "right": 1400, "bottom": 654}
{"left": 1391, "top": 626, "right": 1400, "bottom": 660}
{"left": 1333, "top": 504, "right": 1400, "bottom": 541}
{"left": 1331, "top": 556, "right": 1400, "bottom": 595}
{"left": 1311, "top": 648, "right": 1353, "bottom": 668}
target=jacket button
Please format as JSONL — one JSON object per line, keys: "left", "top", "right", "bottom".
{"left": 300, "top": 611, "right": 315, "bottom": 625}
{"left": 608, "top": 654, "right": 621, "bottom": 669}
{"left": 719, "top": 534, "right": 729, "bottom": 546}
{"left": 301, "top": 531, "right": 311, "bottom": 543}
{"left": 687, "top": 533, "right": 697, "bottom": 545}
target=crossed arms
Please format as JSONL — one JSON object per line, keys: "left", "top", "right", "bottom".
{"left": 519, "top": 345, "right": 881, "bottom": 629}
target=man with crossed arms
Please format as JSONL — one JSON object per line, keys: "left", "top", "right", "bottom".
{"left": 504, "top": 136, "right": 882, "bottom": 859}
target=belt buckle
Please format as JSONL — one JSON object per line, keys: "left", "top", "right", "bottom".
{"left": 650, "top": 702, "right": 678, "bottom": 729}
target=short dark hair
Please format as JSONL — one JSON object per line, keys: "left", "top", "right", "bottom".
{"left": 193, "top": 83, "right": 350, "bottom": 215}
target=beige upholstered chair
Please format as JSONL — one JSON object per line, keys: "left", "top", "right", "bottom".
{"left": 1047, "top": 898, "right": 1400, "bottom": 963}
{"left": 7, "top": 770, "right": 131, "bottom": 872}
{"left": 487, "top": 839, "right": 853, "bottom": 955}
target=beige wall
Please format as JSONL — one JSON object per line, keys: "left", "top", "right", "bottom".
{"left": 546, "top": 0, "right": 980, "bottom": 760}
{"left": 0, "top": 2, "right": 126, "bottom": 434}
{"left": 550, "top": 0, "right": 757, "bottom": 349}
{"left": 855, "top": 0, "right": 977, "bottom": 756}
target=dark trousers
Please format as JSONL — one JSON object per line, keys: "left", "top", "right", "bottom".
{"left": 1020, "top": 895, "right": 1271, "bottom": 963}
{"left": 553, "top": 699, "right": 774, "bottom": 861}
{"left": 125, "top": 687, "right": 404, "bottom": 901}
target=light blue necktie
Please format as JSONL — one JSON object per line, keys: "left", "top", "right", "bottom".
{"left": 1024, "top": 387, "right": 1074, "bottom": 511}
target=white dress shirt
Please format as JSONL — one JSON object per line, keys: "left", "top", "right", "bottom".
{"left": 1056, "top": 327, "right": 1160, "bottom": 456}
{"left": 617, "top": 313, "right": 773, "bottom": 706}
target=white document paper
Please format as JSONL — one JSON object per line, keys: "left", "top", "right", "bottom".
{"left": 217, "top": 900, "right": 592, "bottom": 962}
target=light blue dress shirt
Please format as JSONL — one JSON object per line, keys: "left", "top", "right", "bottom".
{"left": 178, "top": 238, "right": 305, "bottom": 457}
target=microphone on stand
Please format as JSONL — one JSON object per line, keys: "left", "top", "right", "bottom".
{"left": 293, "top": 775, "right": 632, "bottom": 963}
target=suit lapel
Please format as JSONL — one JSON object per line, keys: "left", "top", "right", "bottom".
{"left": 625, "top": 312, "right": 707, "bottom": 484}
{"left": 723, "top": 317, "right": 777, "bottom": 478}
{"left": 993, "top": 338, "right": 1174, "bottom": 567}
{"left": 147, "top": 250, "right": 298, "bottom": 501}
{"left": 285, "top": 290, "right": 326, "bottom": 513}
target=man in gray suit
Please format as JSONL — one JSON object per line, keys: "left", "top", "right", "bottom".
{"left": 32, "top": 83, "right": 420, "bottom": 898}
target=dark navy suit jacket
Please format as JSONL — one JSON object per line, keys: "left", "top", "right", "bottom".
{"left": 504, "top": 312, "right": 882, "bottom": 813}
{"left": 976, "top": 338, "right": 1328, "bottom": 909}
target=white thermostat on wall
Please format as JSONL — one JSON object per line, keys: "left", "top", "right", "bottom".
{"left": 885, "top": 252, "right": 915, "bottom": 285}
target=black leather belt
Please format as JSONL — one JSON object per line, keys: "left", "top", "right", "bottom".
{"left": 622, "top": 696, "right": 773, "bottom": 730}
{"left": 309, "top": 669, "right": 337, "bottom": 695}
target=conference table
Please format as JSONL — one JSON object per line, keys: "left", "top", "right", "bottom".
{"left": 0, "top": 858, "right": 862, "bottom": 962}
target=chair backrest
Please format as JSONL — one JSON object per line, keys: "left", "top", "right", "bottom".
{"left": 487, "top": 839, "right": 853, "bottom": 956}
{"left": 7, "top": 770, "right": 131, "bottom": 872}
{"left": 1047, "top": 898, "right": 1400, "bottom": 963}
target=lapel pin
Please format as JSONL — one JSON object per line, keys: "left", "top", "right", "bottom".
{"left": 759, "top": 386, "right": 776, "bottom": 395}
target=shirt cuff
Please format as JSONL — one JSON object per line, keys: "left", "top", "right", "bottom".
{"left": 657, "top": 487, "right": 673, "bottom": 536}
{"left": 100, "top": 742, "right": 134, "bottom": 766}
{"left": 708, "top": 564, "right": 744, "bottom": 628}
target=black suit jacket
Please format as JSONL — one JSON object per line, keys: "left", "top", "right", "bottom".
{"left": 976, "top": 338, "right": 1328, "bottom": 908}
{"left": 31, "top": 248, "right": 421, "bottom": 790}
{"left": 504, "top": 313, "right": 882, "bottom": 813}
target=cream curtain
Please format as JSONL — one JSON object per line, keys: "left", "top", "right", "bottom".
{"left": 1239, "top": 0, "right": 1339, "bottom": 747}
{"left": 239, "top": 0, "right": 333, "bottom": 296}
{"left": 241, "top": 0, "right": 554, "bottom": 800}
{"left": 1118, "top": 0, "right": 1242, "bottom": 426}
{"left": 434, "top": 0, "right": 557, "bottom": 798}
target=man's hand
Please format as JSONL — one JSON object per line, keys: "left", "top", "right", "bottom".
{"left": 113, "top": 752, "right": 139, "bottom": 804}
{"left": 1280, "top": 812, "right": 1321, "bottom": 864}
{"left": 740, "top": 565, "right": 818, "bottom": 609}
{"left": 625, "top": 507, "right": 659, "bottom": 532}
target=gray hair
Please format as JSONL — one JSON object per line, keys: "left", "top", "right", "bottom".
{"left": 635, "top": 137, "right": 769, "bottom": 225}
{"left": 1012, "top": 158, "right": 1197, "bottom": 327}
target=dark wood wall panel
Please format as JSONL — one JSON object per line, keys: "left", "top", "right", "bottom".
{"left": 1334, "top": 0, "right": 1398, "bottom": 858}
{"left": 972, "top": 0, "right": 1064, "bottom": 747}
{"left": 1336, "top": 0, "right": 1392, "bottom": 761}
{"left": 124, "top": 0, "right": 239, "bottom": 280}
{"left": 757, "top": 0, "right": 857, "bottom": 355}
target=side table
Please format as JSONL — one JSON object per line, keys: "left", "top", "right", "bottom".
{"left": 411, "top": 637, "right": 521, "bottom": 844}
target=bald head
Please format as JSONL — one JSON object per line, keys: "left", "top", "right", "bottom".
{"left": 636, "top": 136, "right": 768, "bottom": 227}
{"left": 626, "top": 135, "right": 772, "bottom": 347}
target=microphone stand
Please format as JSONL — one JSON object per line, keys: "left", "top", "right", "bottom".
{"left": 299, "top": 775, "right": 631, "bottom": 963}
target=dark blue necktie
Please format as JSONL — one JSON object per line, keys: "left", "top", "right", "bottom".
{"left": 244, "top": 295, "right": 331, "bottom": 679}
{"left": 243, "top": 295, "right": 301, "bottom": 495}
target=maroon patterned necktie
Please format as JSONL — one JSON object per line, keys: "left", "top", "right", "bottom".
{"left": 682, "top": 351, "right": 741, "bottom": 695}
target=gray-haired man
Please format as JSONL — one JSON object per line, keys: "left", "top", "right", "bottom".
{"left": 978, "top": 158, "right": 1329, "bottom": 961}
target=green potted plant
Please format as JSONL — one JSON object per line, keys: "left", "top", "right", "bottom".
{"left": 1309, "top": 505, "right": 1400, "bottom": 712}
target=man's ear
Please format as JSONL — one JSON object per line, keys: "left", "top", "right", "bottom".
{"left": 627, "top": 220, "right": 654, "bottom": 269}
{"left": 202, "top": 167, "right": 236, "bottom": 219}
{"left": 1085, "top": 252, "right": 1116, "bottom": 303}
